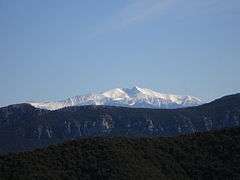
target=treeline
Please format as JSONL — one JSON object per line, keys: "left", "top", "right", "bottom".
{"left": 0, "top": 126, "right": 240, "bottom": 180}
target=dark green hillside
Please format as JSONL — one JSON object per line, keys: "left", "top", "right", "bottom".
{"left": 0, "top": 126, "right": 240, "bottom": 180}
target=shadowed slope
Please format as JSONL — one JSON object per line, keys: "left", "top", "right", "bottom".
{"left": 0, "top": 126, "right": 239, "bottom": 180}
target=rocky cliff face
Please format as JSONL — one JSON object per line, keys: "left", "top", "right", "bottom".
{"left": 29, "top": 106, "right": 240, "bottom": 141}
{"left": 0, "top": 93, "right": 239, "bottom": 154}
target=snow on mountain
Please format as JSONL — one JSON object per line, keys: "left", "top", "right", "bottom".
{"left": 28, "top": 86, "right": 203, "bottom": 110}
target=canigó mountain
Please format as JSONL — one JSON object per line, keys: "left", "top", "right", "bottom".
{"left": 28, "top": 86, "right": 203, "bottom": 110}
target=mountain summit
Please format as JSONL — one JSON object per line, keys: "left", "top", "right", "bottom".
{"left": 28, "top": 86, "right": 203, "bottom": 110}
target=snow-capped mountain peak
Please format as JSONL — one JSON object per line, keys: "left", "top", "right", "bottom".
{"left": 28, "top": 87, "right": 203, "bottom": 110}
{"left": 102, "top": 88, "right": 129, "bottom": 100}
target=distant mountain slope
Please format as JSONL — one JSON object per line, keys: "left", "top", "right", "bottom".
{"left": 0, "top": 93, "right": 239, "bottom": 154}
{"left": 0, "top": 126, "right": 239, "bottom": 180}
{"left": 28, "top": 86, "right": 203, "bottom": 110}
{"left": 0, "top": 103, "right": 48, "bottom": 126}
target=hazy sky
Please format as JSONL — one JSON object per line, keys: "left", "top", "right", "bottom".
{"left": 0, "top": 0, "right": 240, "bottom": 107}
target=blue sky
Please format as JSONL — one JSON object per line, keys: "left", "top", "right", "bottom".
{"left": 0, "top": 0, "right": 240, "bottom": 106}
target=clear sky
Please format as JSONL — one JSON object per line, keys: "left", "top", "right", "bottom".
{"left": 0, "top": 0, "right": 240, "bottom": 107}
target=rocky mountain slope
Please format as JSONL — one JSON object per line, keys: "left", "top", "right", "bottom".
{"left": 0, "top": 93, "right": 239, "bottom": 154}
{"left": 28, "top": 86, "right": 203, "bottom": 110}
{"left": 0, "top": 126, "right": 239, "bottom": 180}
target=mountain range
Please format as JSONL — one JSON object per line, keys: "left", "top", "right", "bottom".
{"left": 28, "top": 86, "right": 203, "bottom": 110}
{"left": 0, "top": 93, "right": 239, "bottom": 154}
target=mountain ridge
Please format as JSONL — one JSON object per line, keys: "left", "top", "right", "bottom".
{"left": 28, "top": 86, "right": 203, "bottom": 110}
{"left": 0, "top": 93, "right": 239, "bottom": 154}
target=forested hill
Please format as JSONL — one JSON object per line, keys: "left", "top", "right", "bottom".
{"left": 0, "top": 93, "right": 239, "bottom": 154}
{"left": 0, "top": 126, "right": 240, "bottom": 180}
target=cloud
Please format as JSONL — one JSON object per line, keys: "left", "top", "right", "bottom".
{"left": 95, "top": 0, "right": 238, "bottom": 34}
{"left": 97, "top": 0, "right": 176, "bottom": 33}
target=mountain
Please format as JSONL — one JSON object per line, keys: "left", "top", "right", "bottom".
{"left": 0, "top": 93, "right": 239, "bottom": 154}
{"left": 28, "top": 86, "right": 203, "bottom": 110}
{"left": 0, "top": 126, "right": 239, "bottom": 180}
